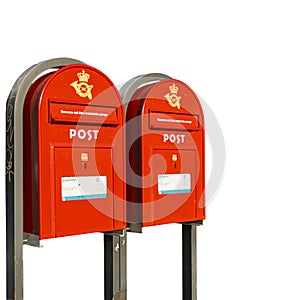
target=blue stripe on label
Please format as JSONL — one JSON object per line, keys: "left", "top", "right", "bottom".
{"left": 158, "top": 189, "right": 191, "bottom": 195}
{"left": 62, "top": 194, "right": 107, "bottom": 201}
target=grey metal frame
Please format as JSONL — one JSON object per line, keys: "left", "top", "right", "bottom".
{"left": 6, "top": 58, "right": 84, "bottom": 300}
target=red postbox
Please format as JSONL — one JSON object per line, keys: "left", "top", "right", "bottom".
{"left": 126, "top": 78, "right": 205, "bottom": 227}
{"left": 23, "top": 64, "right": 126, "bottom": 239}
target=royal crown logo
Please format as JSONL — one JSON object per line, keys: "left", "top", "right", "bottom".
{"left": 164, "top": 83, "right": 181, "bottom": 109}
{"left": 70, "top": 70, "right": 93, "bottom": 100}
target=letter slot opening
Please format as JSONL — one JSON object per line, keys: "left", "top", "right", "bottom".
{"left": 49, "top": 101, "right": 119, "bottom": 126}
{"left": 149, "top": 111, "right": 200, "bottom": 131}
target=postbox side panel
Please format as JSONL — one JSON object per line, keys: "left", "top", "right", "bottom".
{"left": 23, "top": 72, "right": 56, "bottom": 235}
{"left": 126, "top": 85, "right": 154, "bottom": 225}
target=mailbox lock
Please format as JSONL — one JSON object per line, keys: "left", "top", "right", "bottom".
{"left": 81, "top": 152, "right": 89, "bottom": 162}
{"left": 172, "top": 154, "right": 178, "bottom": 168}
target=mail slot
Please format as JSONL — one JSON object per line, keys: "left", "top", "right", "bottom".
{"left": 126, "top": 78, "right": 205, "bottom": 227}
{"left": 49, "top": 101, "right": 119, "bottom": 125}
{"left": 149, "top": 111, "right": 200, "bottom": 131}
{"left": 23, "top": 65, "right": 126, "bottom": 239}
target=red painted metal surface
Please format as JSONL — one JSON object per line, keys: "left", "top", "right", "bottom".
{"left": 24, "top": 65, "right": 126, "bottom": 239}
{"left": 126, "top": 79, "right": 205, "bottom": 227}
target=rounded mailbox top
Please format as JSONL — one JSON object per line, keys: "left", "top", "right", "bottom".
{"left": 36, "top": 64, "right": 124, "bottom": 128}
{"left": 39, "top": 64, "right": 122, "bottom": 108}
{"left": 144, "top": 79, "right": 203, "bottom": 117}
{"left": 127, "top": 78, "right": 204, "bottom": 131}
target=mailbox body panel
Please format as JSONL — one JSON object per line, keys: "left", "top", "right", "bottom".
{"left": 126, "top": 79, "right": 205, "bottom": 227}
{"left": 24, "top": 65, "right": 126, "bottom": 239}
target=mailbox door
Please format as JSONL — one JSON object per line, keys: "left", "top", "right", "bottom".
{"left": 143, "top": 148, "right": 197, "bottom": 224}
{"left": 54, "top": 147, "right": 115, "bottom": 236}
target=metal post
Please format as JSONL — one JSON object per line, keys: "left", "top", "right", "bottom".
{"left": 182, "top": 224, "right": 197, "bottom": 300}
{"left": 104, "top": 230, "right": 127, "bottom": 300}
{"left": 5, "top": 58, "right": 84, "bottom": 300}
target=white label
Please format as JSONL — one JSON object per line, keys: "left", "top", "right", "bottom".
{"left": 158, "top": 173, "right": 191, "bottom": 195}
{"left": 61, "top": 176, "right": 107, "bottom": 201}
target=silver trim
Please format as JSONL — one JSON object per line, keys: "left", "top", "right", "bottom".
{"left": 119, "top": 73, "right": 170, "bottom": 113}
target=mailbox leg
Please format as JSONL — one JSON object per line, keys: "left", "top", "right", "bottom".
{"left": 104, "top": 230, "right": 127, "bottom": 300}
{"left": 182, "top": 224, "right": 197, "bottom": 300}
{"left": 6, "top": 188, "right": 23, "bottom": 300}
{"left": 6, "top": 83, "right": 25, "bottom": 300}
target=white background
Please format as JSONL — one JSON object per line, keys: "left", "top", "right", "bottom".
{"left": 1, "top": 0, "right": 300, "bottom": 299}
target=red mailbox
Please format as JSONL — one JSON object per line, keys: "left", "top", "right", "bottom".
{"left": 23, "top": 65, "right": 126, "bottom": 239}
{"left": 126, "top": 78, "right": 205, "bottom": 227}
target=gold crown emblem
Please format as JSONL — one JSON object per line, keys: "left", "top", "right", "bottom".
{"left": 169, "top": 83, "right": 179, "bottom": 94}
{"left": 77, "top": 70, "right": 90, "bottom": 82}
{"left": 164, "top": 83, "right": 181, "bottom": 109}
{"left": 70, "top": 69, "right": 93, "bottom": 100}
